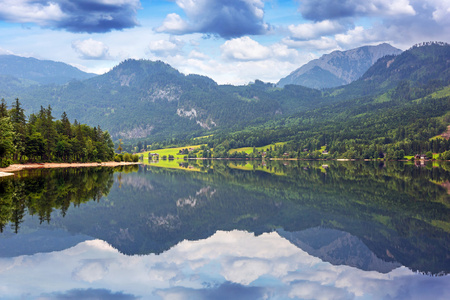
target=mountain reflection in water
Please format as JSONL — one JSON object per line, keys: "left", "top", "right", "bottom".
{"left": 0, "top": 161, "right": 449, "bottom": 299}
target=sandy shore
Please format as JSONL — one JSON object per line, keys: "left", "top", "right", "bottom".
{"left": 0, "top": 162, "right": 140, "bottom": 177}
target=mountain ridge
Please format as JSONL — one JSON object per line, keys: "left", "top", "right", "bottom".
{"left": 1, "top": 42, "right": 448, "bottom": 148}
{"left": 278, "top": 43, "right": 402, "bottom": 89}
{"left": 0, "top": 54, "right": 96, "bottom": 85}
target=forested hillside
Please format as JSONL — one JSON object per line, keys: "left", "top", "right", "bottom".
{"left": 10, "top": 60, "right": 324, "bottom": 141}
{"left": 1, "top": 42, "right": 449, "bottom": 160}
{"left": 202, "top": 42, "right": 450, "bottom": 159}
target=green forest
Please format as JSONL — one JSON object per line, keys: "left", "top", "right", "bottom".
{"left": 0, "top": 98, "right": 115, "bottom": 167}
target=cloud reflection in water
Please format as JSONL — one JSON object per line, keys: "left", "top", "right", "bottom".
{"left": 0, "top": 230, "right": 448, "bottom": 300}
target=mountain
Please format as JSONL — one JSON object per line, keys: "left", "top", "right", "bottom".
{"left": 330, "top": 41, "right": 450, "bottom": 100}
{"left": 212, "top": 42, "right": 450, "bottom": 159}
{"left": 5, "top": 42, "right": 449, "bottom": 149}
{"left": 14, "top": 59, "right": 322, "bottom": 140}
{"left": 277, "top": 43, "right": 402, "bottom": 89}
{"left": 0, "top": 55, "right": 96, "bottom": 85}
{"left": 358, "top": 42, "right": 450, "bottom": 88}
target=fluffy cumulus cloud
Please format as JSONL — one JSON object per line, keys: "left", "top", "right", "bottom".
{"left": 221, "top": 36, "right": 271, "bottom": 61}
{"left": 148, "top": 37, "right": 185, "bottom": 57}
{"left": 288, "top": 20, "right": 346, "bottom": 40}
{"left": 0, "top": 0, "right": 141, "bottom": 33}
{"left": 72, "top": 38, "right": 111, "bottom": 59}
{"left": 220, "top": 36, "right": 300, "bottom": 62}
{"left": 156, "top": 0, "right": 269, "bottom": 38}
{"left": 283, "top": 0, "right": 450, "bottom": 52}
{"left": 428, "top": 0, "right": 450, "bottom": 23}
{"left": 156, "top": 37, "right": 305, "bottom": 84}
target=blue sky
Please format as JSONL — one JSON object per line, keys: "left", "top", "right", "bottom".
{"left": 0, "top": 0, "right": 449, "bottom": 84}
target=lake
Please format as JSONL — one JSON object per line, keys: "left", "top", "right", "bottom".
{"left": 0, "top": 160, "right": 449, "bottom": 299}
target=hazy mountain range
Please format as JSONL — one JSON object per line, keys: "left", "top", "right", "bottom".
{"left": 0, "top": 55, "right": 96, "bottom": 85}
{"left": 0, "top": 42, "right": 449, "bottom": 143}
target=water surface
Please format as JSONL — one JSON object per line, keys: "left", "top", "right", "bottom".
{"left": 0, "top": 161, "right": 449, "bottom": 299}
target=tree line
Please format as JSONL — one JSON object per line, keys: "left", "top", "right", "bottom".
{"left": 0, "top": 98, "right": 115, "bottom": 167}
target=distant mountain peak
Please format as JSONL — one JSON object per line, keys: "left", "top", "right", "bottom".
{"left": 277, "top": 43, "right": 402, "bottom": 89}
{"left": 0, "top": 55, "right": 96, "bottom": 85}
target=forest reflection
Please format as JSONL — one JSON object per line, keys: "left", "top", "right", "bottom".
{"left": 0, "top": 161, "right": 449, "bottom": 275}
{"left": 0, "top": 165, "right": 138, "bottom": 233}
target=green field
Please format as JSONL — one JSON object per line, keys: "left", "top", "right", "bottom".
{"left": 229, "top": 142, "right": 288, "bottom": 154}
{"left": 142, "top": 145, "right": 204, "bottom": 158}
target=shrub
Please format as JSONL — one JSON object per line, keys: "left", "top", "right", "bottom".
{"left": 123, "top": 153, "right": 132, "bottom": 162}
{"left": 0, "top": 158, "right": 12, "bottom": 168}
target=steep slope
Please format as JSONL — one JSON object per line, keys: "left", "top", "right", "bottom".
{"left": 14, "top": 60, "right": 321, "bottom": 141}
{"left": 210, "top": 42, "right": 450, "bottom": 158}
{"left": 331, "top": 41, "right": 450, "bottom": 100}
{"left": 360, "top": 42, "right": 450, "bottom": 87}
{"left": 278, "top": 43, "right": 402, "bottom": 89}
{"left": 0, "top": 55, "right": 96, "bottom": 85}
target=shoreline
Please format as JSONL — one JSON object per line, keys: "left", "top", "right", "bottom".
{"left": 0, "top": 162, "right": 140, "bottom": 177}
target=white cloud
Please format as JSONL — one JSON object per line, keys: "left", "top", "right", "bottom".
{"left": 148, "top": 38, "right": 185, "bottom": 57}
{"left": 163, "top": 46, "right": 306, "bottom": 85}
{"left": 270, "top": 43, "right": 301, "bottom": 61}
{"left": 72, "top": 260, "right": 111, "bottom": 283}
{"left": 334, "top": 26, "right": 380, "bottom": 47}
{"left": 0, "top": 0, "right": 141, "bottom": 33}
{"left": 289, "top": 281, "right": 352, "bottom": 300}
{"left": 221, "top": 36, "right": 271, "bottom": 61}
{"left": 0, "top": 230, "right": 449, "bottom": 300}
{"left": 0, "top": 47, "right": 14, "bottom": 55}
{"left": 156, "top": 13, "right": 189, "bottom": 33}
{"left": 156, "top": 0, "right": 269, "bottom": 38}
{"left": 428, "top": 0, "right": 450, "bottom": 23}
{"left": 0, "top": 0, "right": 65, "bottom": 25}
{"left": 379, "top": 0, "right": 416, "bottom": 16}
{"left": 72, "top": 38, "right": 111, "bottom": 60}
{"left": 188, "top": 50, "right": 209, "bottom": 60}
{"left": 288, "top": 20, "right": 346, "bottom": 40}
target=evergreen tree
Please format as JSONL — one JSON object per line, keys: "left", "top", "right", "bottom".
{"left": 9, "top": 98, "right": 26, "bottom": 161}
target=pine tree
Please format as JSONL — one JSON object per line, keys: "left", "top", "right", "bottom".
{"left": 0, "top": 98, "right": 8, "bottom": 118}
{"left": 9, "top": 98, "right": 26, "bottom": 161}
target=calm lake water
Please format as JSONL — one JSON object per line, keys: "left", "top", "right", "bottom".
{"left": 0, "top": 160, "right": 449, "bottom": 299}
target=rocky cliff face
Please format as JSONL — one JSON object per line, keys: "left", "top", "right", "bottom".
{"left": 277, "top": 43, "right": 402, "bottom": 89}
